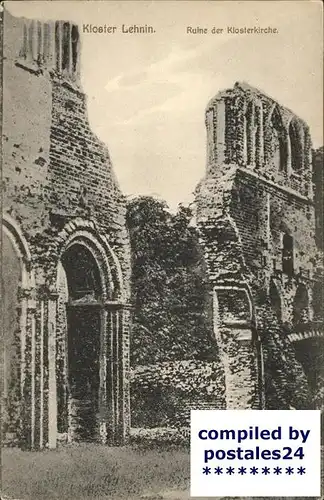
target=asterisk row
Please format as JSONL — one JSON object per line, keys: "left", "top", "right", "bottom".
{"left": 202, "top": 466, "right": 306, "bottom": 476}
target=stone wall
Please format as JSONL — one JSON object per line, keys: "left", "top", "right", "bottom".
{"left": 195, "top": 82, "right": 323, "bottom": 410}
{"left": 2, "top": 12, "right": 131, "bottom": 449}
{"left": 204, "top": 82, "right": 313, "bottom": 198}
{"left": 131, "top": 360, "right": 226, "bottom": 429}
{"left": 313, "top": 146, "right": 323, "bottom": 251}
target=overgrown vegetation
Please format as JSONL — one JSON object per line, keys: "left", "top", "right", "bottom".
{"left": 131, "top": 360, "right": 225, "bottom": 428}
{"left": 256, "top": 302, "right": 313, "bottom": 410}
{"left": 127, "top": 196, "right": 224, "bottom": 428}
{"left": 126, "top": 196, "right": 216, "bottom": 366}
{"left": 126, "top": 195, "right": 321, "bottom": 427}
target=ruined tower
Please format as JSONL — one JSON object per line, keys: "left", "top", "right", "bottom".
{"left": 195, "top": 82, "right": 323, "bottom": 409}
{"left": 2, "top": 12, "right": 131, "bottom": 449}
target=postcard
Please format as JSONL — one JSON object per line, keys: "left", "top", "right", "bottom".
{"left": 1, "top": 1, "right": 323, "bottom": 499}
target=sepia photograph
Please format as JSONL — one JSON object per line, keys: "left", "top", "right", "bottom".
{"left": 1, "top": 1, "right": 323, "bottom": 499}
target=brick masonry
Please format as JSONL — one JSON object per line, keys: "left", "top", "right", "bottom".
{"left": 195, "top": 82, "right": 323, "bottom": 411}
{"left": 2, "top": 12, "right": 323, "bottom": 447}
{"left": 2, "top": 12, "right": 131, "bottom": 449}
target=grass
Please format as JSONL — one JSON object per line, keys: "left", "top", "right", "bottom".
{"left": 2, "top": 443, "right": 323, "bottom": 500}
{"left": 1, "top": 443, "right": 191, "bottom": 500}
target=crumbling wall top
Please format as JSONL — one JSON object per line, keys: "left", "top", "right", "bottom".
{"left": 206, "top": 81, "right": 308, "bottom": 130}
{"left": 4, "top": 10, "right": 81, "bottom": 84}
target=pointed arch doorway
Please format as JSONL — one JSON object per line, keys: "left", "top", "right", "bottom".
{"left": 54, "top": 223, "right": 130, "bottom": 447}
{"left": 61, "top": 243, "right": 102, "bottom": 442}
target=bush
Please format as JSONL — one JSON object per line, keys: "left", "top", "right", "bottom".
{"left": 129, "top": 427, "right": 190, "bottom": 448}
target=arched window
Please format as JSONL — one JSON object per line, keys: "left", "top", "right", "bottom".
{"left": 55, "top": 21, "right": 61, "bottom": 71}
{"left": 245, "top": 100, "right": 263, "bottom": 167}
{"left": 62, "top": 22, "right": 70, "bottom": 71}
{"left": 293, "top": 284, "right": 309, "bottom": 326}
{"left": 71, "top": 25, "right": 79, "bottom": 73}
{"left": 255, "top": 104, "right": 264, "bottom": 167}
{"left": 312, "top": 281, "right": 323, "bottom": 321}
{"left": 37, "top": 21, "right": 43, "bottom": 63}
{"left": 289, "top": 119, "right": 303, "bottom": 173}
{"left": 269, "top": 107, "right": 287, "bottom": 172}
{"left": 20, "top": 23, "right": 28, "bottom": 59}
{"left": 282, "top": 233, "right": 294, "bottom": 275}
{"left": 28, "top": 21, "right": 34, "bottom": 60}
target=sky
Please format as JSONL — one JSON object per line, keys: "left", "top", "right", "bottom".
{"left": 6, "top": 1, "right": 324, "bottom": 210}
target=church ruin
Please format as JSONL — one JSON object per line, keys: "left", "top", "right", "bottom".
{"left": 2, "top": 12, "right": 132, "bottom": 449}
{"left": 195, "top": 82, "right": 323, "bottom": 410}
{"left": 2, "top": 11, "right": 323, "bottom": 451}
{"left": 130, "top": 83, "right": 323, "bottom": 431}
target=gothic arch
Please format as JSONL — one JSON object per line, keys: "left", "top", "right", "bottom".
{"left": 59, "top": 242, "right": 103, "bottom": 441}
{"left": 293, "top": 283, "right": 310, "bottom": 326}
{"left": 57, "top": 218, "right": 125, "bottom": 302}
{"left": 246, "top": 100, "right": 255, "bottom": 165}
{"left": 54, "top": 218, "right": 129, "bottom": 444}
{"left": 245, "top": 99, "right": 264, "bottom": 167}
{"left": 2, "top": 213, "right": 34, "bottom": 288}
{"left": 282, "top": 232, "right": 294, "bottom": 276}
{"left": 266, "top": 105, "right": 287, "bottom": 172}
{"left": 312, "top": 280, "right": 323, "bottom": 321}
{"left": 288, "top": 117, "right": 304, "bottom": 173}
{"left": 2, "top": 214, "right": 35, "bottom": 443}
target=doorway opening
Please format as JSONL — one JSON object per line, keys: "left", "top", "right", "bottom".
{"left": 60, "top": 243, "right": 103, "bottom": 442}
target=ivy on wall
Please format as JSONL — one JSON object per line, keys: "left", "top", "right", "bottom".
{"left": 126, "top": 196, "right": 217, "bottom": 365}
{"left": 130, "top": 360, "right": 225, "bottom": 428}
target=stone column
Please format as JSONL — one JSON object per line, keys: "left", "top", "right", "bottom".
{"left": 216, "top": 100, "right": 226, "bottom": 165}
{"left": 206, "top": 108, "right": 215, "bottom": 169}
{"left": 15, "top": 285, "right": 57, "bottom": 450}
{"left": 255, "top": 104, "right": 264, "bottom": 167}
{"left": 39, "top": 299, "right": 45, "bottom": 448}
{"left": 30, "top": 306, "right": 36, "bottom": 448}
{"left": 105, "top": 303, "right": 130, "bottom": 445}
{"left": 286, "top": 125, "right": 292, "bottom": 175}
{"left": 4, "top": 290, "right": 28, "bottom": 445}
{"left": 99, "top": 307, "right": 108, "bottom": 443}
{"left": 18, "top": 287, "right": 36, "bottom": 449}
{"left": 105, "top": 305, "right": 115, "bottom": 444}
{"left": 47, "top": 292, "right": 58, "bottom": 449}
{"left": 121, "top": 306, "right": 131, "bottom": 439}
{"left": 304, "top": 128, "right": 313, "bottom": 198}
{"left": 19, "top": 294, "right": 28, "bottom": 405}
{"left": 247, "top": 102, "right": 256, "bottom": 166}
{"left": 242, "top": 112, "right": 248, "bottom": 165}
